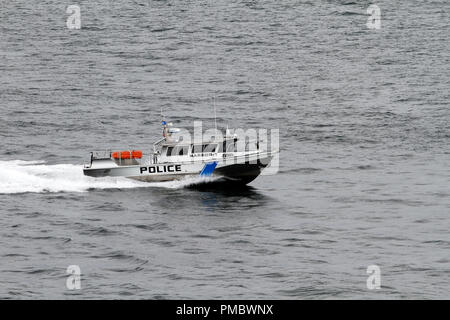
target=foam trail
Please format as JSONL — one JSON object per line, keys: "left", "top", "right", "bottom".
{"left": 153, "top": 175, "right": 222, "bottom": 189}
{"left": 0, "top": 160, "right": 219, "bottom": 194}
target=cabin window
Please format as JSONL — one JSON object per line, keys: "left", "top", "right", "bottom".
{"left": 202, "top": 143, "right": 217, "bottom": 153}
{"left": 166, "top": 147, "right": 174, "bottom": 156}
{"left": 191, "top": 143, "right": 217, "bottom": 154}
{"left": 223, "top": 140, "right": 237, "bottom": 152}
{"left": 223, "top": 141, "right": 237, "bottom": 152}
{"left": 174, "top": 146, "right": 189, "bottom": 156}
{"left": 192, "top": 144, "right": 202, "bottom": 154}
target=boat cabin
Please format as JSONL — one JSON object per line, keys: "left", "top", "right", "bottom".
{"left": 154, "top": 136, "right": 260, "bottom": 164}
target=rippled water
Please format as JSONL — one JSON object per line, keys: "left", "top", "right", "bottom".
{"left": 0, "top": 0, "right": 449, "bottom": 299}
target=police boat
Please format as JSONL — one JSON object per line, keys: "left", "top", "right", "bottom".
{"left": 83, "top": 120, "right": 277, "bottom": 185}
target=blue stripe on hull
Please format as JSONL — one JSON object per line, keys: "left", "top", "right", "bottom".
{"left": 200, "top": 161, "right": 218, "bottom": 176}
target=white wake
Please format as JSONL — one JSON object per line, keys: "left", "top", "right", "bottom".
{"left": 0, "top": 160, "right": 219, "bottom": 194}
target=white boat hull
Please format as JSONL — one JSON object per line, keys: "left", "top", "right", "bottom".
{"left": 83, "top": 152, "right": 274, "bottom": 185}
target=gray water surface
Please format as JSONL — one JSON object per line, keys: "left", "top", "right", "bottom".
{"left": 0, "top": 0, "right": 449, "bottom": 299}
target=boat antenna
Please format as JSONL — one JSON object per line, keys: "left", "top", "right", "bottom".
{"left": 213, "top": 94, "right": 217, "bottom": 138}
{"left": 160, "top": 107, "right": 168, "bottom": 139}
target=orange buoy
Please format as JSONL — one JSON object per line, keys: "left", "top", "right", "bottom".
{"left": 112, "top": 150, "right": 143, "bottom": 159}
{"left": 133, "top": 150, "right": 143, "bottom": 158}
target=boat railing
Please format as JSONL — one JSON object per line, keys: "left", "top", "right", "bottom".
{"left": 91, "top": 150, "right": 112, "bottom": 160}
{"left": 84, "top": 150, "right": 112, "bottom": 168}
{"left": 153, "top": 138, "right": 165, "bottom": 153}
{"left": 87, "top": 150, "right": 148, "bottom": 167}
